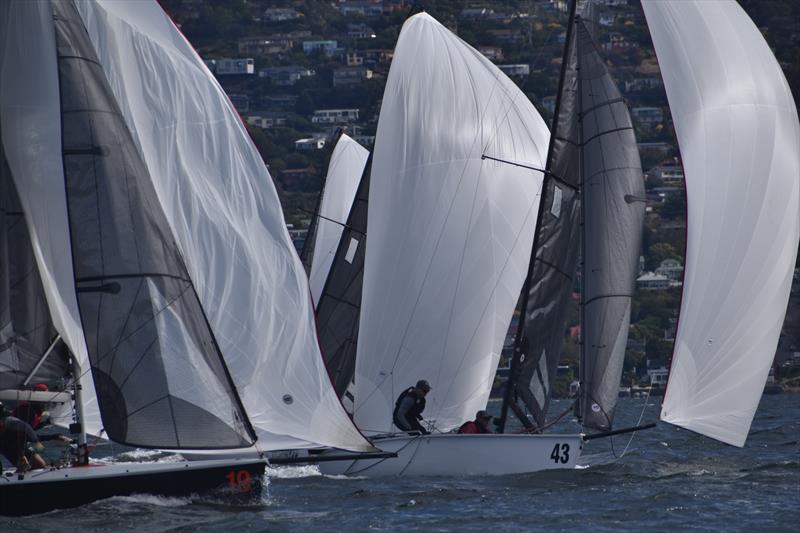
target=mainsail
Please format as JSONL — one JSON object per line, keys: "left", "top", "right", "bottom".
{"left": 316, "top": 157, "right": 372, "bottom": 399}
{"left": 353, "top": 13, "right": 549, "bottom": 434}
{"left": 643, "top": 0, "right": 800, "bottom": 447}
{"left": 308, "top": 134, "right": 369, "bottom": 305}
{"left": 75, "top": 0, "right": 372, "bottom": 451}
{"left": 574, "top": 15, "right": 645, "bottom": 431}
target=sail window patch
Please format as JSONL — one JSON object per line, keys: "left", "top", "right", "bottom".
{"left": 551, "top": 186, "right": 562, "bottom": 218}
{"left": 344, "top": 238, "right": 359, "bottom": 264}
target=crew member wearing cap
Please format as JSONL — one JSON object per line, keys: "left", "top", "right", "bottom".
{"left": 0, "top": 402, "right": 47, "bottom": 472}
{"left": 392, "top": 380, "right": 431, "bottom": 435}
{"left": 457, "top": 410, "right": 494, "bottom": 434}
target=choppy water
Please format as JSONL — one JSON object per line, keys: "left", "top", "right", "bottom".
{"left": 3, "top": 395, "right": 798, "bottom": 531}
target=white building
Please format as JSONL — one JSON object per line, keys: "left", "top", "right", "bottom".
{"left": 295, "top": 138, "right": 326, "bottom": 151}
{"left": 311, "top": 108, "right": 360, "bottom": 124}
{"left": 637, "top": 272, "right": 670, "bottom": 291}
{"left": 656, "top": 259, "right": 684, "bottom": 281}
{"left": 208, "top": 58, "right": 254, "bottom": 75}
{"left": 647, "top": 367, "right": 669, "bottom": 386}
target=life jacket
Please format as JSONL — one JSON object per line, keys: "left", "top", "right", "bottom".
{"left": 393, "top": 387, "right": 426, "bottom": 425}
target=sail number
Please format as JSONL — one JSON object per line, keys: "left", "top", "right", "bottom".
{"left": 225, "top": 469, "right": 253, "bottom": 493}
{"left": 550, "top": 443, "right": 570, "bottom": 464}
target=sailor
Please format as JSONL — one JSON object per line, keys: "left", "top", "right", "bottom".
{"left": 0, "top": 402, "right": 47, "bottom": 472}
{"left": 393, "top": 380, "right": 431, "bottom": 435}
{"left": 457, "top": 410, "right": 494, "bottom": 434}
{"left": 12, "top": 383, "right": 51, "bottom": 429}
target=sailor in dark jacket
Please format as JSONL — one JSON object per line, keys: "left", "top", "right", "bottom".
{"left": 392, "top": 380, "right": 431, "bottom": 435}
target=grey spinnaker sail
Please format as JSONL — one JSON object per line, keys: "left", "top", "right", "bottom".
{"left": 316, "top": 157, "right": 371, "bottom": 398}
{"left": 574, "top": 18, "right": 644, "bottom": 431}
{"left": 507, "top": 0, "right": 582, "bottom": 429}
{"left": 0, "top": 137, "right": 69, "bottom": 390}
{"left": 52, "top": 1, "right": 254, "bottom": 449}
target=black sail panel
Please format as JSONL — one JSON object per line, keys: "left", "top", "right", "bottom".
{"left": 52, "top": 2, "right": 253, "bottom": 449}
{"left": 315, "top": 157, "right": 371, "bottom": 398}
{"left": 575, "top": 20, "right": 644, "bottom": 430}
{"left": 511, "top": 12, "right": 582, "bottom": 428}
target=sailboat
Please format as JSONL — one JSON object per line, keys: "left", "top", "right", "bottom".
{"left": 0, "top": 0, "right": 371, "bottom": 514}
{"left": 316, "top": 12, "right": 586, "bottom": 476}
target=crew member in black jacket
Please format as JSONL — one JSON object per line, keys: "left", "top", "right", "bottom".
{"left": 392, "top": 380, "right": 431, "bottom": 434}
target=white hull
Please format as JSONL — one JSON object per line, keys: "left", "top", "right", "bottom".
{"left": 317, "top": 433, "right": 584, "bottom": 477}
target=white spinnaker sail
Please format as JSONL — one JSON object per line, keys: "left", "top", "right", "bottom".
{"left": 353, "top": 13, "right": 549, "bottom": 434}
{"left": 75, "top": 0, "right": 372, "bottom": 452}
{"left": 309, "top": 134, "right": 368, "bottom": 305}
{"left": 0, "top": 1, "right": 102, "bottom": 436}
{"left": 643, "top": 0, "right": 800, "bottom": 447}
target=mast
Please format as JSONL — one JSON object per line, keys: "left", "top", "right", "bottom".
{"left": 498, "top": 0, "right": 579, "bottom": 434}
{"left": 576, "top": 15, "right": 586, "bottom": 425}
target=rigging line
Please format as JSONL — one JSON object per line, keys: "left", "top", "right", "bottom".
{"left": 297, "top": 208, "right": 354, "bottom": 231}
{"left": 481, "top": 154, "right": 581, "bottom": 194}
{"left": 618, "top": 383, "right": 653, "bottom": 459}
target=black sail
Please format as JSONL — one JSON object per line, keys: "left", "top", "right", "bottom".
{"left": 503, "top": 0, "right": 582, "bottom": 430}
{"left": 315, "top": 157, "right": 371, "bottom": 398}
{"left": 575, "top": 19, "right": 644, "bottom": 431}
{"left": 0, "top": 137, "right": 69, "bottom": 389}
{"left": 51, "top": 1, "right": 254, "bottom": 449}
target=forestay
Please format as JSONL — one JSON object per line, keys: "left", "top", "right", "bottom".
{"left": 354, "top": 13, "right": 549, "bottom": 434}
{"left": 74, "top": 0, "right": 372, "bottom": 451}
{"left": 643, "top": 0, "right": 800, "bottom": 447}
{"left": 309, "top": 134, "right": 369, "bottom": 305}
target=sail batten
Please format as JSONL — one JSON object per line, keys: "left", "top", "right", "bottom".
{"left": 643, "top": 0, "right": 799, "bottom": 447}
